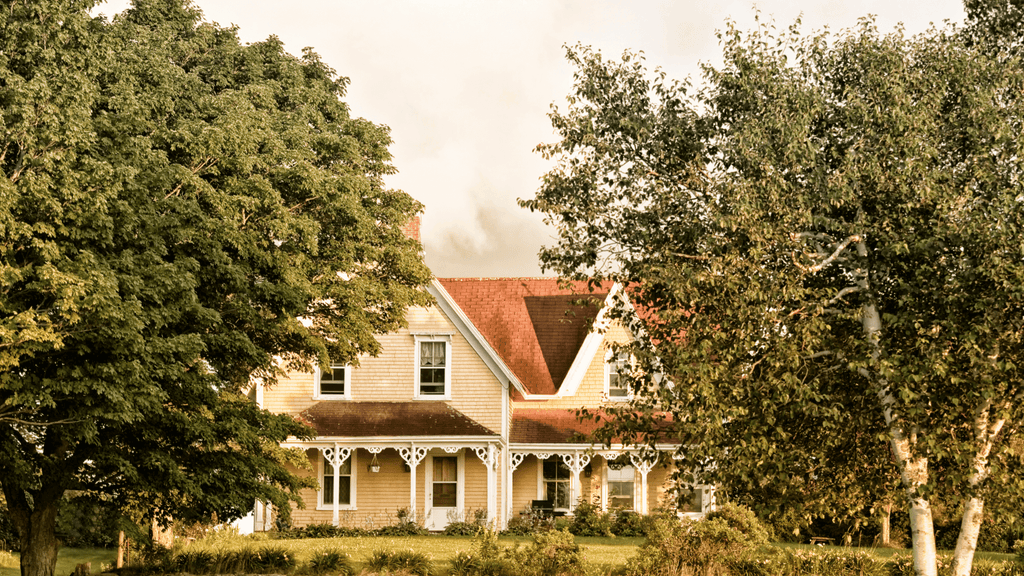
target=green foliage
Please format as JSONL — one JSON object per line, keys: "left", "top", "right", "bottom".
{"left": 54, "top": 496, "right": 120, "bottom": 549}
{"left": 0, "top": 0, "right": 430, "bottom": 573}
{"left": 443, "top": 521, "right": 484, "bottom": 537}
{"left": 706, "top": 503, "right": 771, "bottom": 548}
{"left": 624, "top": 515, "right": 754, "bottom": 576}
{"left": 365, "top": 549, "right": 432, "bottom": 576}
{"left": 171, "top": 544, "right": 297, "bottom": 575}
{"left": 567, "top": 501, "right": 613, "bottom": 537}
{"left": 304, "top": 547, "right": 352, "bottom": 576}
{"left": 1015, "top": 539, "right": 1024, "bottom": 563}
{"left": 451, "top": 529, "right": 587, "bottom": 576}
{"left": 525, "top": 17, "right": 1024, "bottom": 576}
{"left": 610, "top": 511, "right": 655, "bottom": 538}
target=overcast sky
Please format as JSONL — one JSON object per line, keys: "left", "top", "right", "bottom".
{"left": 98, "top": 0, "right": 967, "bottom": 278}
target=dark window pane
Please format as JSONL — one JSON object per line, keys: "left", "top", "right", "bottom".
{"left": 543, "top": 458, "right": 570, "bottom": 480}
{"left": 321, "top": 366, "right": 346, "bottom": 395}
{"left": 433, "top": 482, "right": 457, "bottom": 507}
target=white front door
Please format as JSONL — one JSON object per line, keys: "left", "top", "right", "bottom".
{"left": 426, "top": 454, "right": 461, "bottom": 530}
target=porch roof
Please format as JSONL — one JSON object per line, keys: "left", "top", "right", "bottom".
{"left": 297, "top": 401, "right": 499, "bottom": 437}
{"left": 511, "top": 408, "right": 678, "bottom": 444}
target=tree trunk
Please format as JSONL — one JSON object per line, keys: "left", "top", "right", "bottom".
{"left": 907, "top": 494, "right": 937, "bottom": 576}
{"left": 950, "top": 496, "right": 985, "bottom": 576}
{"left": 880, "top": 502, "right": 891, "bottom": 546}
{"left": 15, "top": 503, "right": 61, "bottom": 576}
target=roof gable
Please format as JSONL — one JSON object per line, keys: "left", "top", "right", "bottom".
{"left": 436, "top": 278, "right": 608, "bottom": 395}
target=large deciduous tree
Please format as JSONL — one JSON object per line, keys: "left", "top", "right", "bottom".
{"left": 0, "top": 1, "right": 432, "bottom": 575}
{"left": 522, "top": 20, "right": 1024, "bottom": 576}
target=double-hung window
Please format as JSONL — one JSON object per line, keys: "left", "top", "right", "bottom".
{"left": 415, "top": 336, "right": 451, "bottom": 399}
{"left": 542, "top": 457, "right": 571, "bottom": 511}
{"left": 606, "top": 464, "right": 635, "bottom": 510}
{"left": 606, "top": 351, "right": 631, "bottom": 400}
{"left": 316, "top": 365, "right": 351, "bottom": 399}
{"left": 320, "top": 453, "right": 354, "bottom": 508}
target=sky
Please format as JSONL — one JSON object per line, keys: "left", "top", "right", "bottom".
{"left": 98, "top": 0, "right": 968, "bottom": 278}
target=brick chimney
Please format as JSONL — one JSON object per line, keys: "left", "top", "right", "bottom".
{"left": 400, "top": 215, "right": 421, "bottom": 242}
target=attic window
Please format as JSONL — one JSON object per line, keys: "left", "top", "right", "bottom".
{"left": 606, "top": 351, "right": 631, "bottom": 400}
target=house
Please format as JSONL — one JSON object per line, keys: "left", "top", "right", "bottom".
{"left": 252, "top": 247, "right": 713, "bottom": 531}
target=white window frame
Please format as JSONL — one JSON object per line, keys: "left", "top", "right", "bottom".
{"left": 314, "top": 365, "right": 352, "bottom": 400}
{"left": 603, "top": 462, "right": 636, "bottom": 511}
{"left": 317, "top": 451, "right": 357, "bottom": 510}
{"left": 537, "top": 456, "right": 572, "bottom": 512}
{"left": 677, "top": 483, "right": 713, "bottom": 519}
{"left": 414, "top": 335, "right": 451, "bottom": 400}
{"left": 604, "top": 350, "right": 633, "bottom": 401}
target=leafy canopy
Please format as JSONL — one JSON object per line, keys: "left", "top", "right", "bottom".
{"left": 523, "top": 18, "right": 1024, "bottom": 526}
{"left": 0, "top": 0, "right": 431, "bottom": 554}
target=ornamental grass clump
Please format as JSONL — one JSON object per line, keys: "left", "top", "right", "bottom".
{"left": 304, "top": 547, "right": 353, "bottom": 576}
{"left": 450, "top": 529, "right": 587, "bottom": 576}
{"left": 364, "top": 549, "right": 432, "bottom": 576}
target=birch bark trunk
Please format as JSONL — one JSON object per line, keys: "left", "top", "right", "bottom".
{"left": 856, "top": 238, "right": 937, "bottom": 576}
{"left": 949, "top": 400, "right": 1005, "bottom": 576}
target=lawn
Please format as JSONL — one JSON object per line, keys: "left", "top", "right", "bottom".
{"left": 0, "top": 547, "right": 117, "bottom": 576}
{"left": 1, "top": 536, "right": 1017, "bottom": 575}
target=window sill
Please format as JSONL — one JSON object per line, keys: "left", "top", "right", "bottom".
{"left": 414, "top": 395, "right": 450, "bottom": 401}
{"left": 316, "top": 504, "right": 357, "bottom": 511}
{"left": 313, "top": 394, "right": 352, "bottom": 401}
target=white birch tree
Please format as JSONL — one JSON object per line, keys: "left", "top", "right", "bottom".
{"left": 522, "top": 19, "right": 1024, "bottom": 576}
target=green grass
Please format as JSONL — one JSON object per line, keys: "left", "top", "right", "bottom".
{"left": 0, "top": 547, "right": 116, "bottom": 576}
{"left": 1, "top": 536, "right": 1016, "bottom": 575}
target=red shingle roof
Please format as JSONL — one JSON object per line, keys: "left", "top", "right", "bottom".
{"left": 437, "top": 278, "right": 609, "bottom": 395}
{"left": 511, "top": 409, "right": 610, "bottom": 443}
{"left": 298, "top": 401, "right": 498, "bottom": 437}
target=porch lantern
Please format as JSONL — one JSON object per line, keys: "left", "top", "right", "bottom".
{"left": 368, "top": 453, "right": 381, "bottom": 473}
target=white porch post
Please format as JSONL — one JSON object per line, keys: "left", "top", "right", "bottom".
{"left": 629, "top": 452, "right": 659, "bottom": 515}
{"left": 508, "top": 453, "right": 525, "bottom": 522}
{"left": 561, "top": 452, "right": 591, "bottom": 512}
{"left": 323, "top": 445, "right": 351, "bottom": 526}
{"left": 474, "top": 444, "right": 499, "bottom": 526}
{"left": 399, "top": 445, "right": 427, "bottom": 521}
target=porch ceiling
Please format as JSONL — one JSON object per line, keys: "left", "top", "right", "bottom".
{"left": 298, "top": 401, "right": 499, "bottom": 437}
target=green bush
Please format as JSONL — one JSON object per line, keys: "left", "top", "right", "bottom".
{"left": 705, "top": 502, "right": 771, "bottom": 547}
{"left": 568, "top": 501, "right": 612, "bottom": 537}
{"left": 624, "top": 514, "right": 752, "bottom": 576}
{"left": 451, "top": 529, "right": 587, "bottom": 576}
{"left": 1016, "top": 539, "right": 1024, "bottom": 563}
{"left": 175, "top": 549, "right": 216, "bottom": 574}
{"left": 444, "top": 521, "right": 484, "bottom": 536}
{"left": 610, "top": 511, "right": 654, "bottom": 537}
{"left": 301, "top": 523, "right": 340, "bottom": 539}
{"left": 365, "top": 549, "right": 431, "bottom": 576}
{"left": 305, "top": 547, "right": 353, "bottom": 576}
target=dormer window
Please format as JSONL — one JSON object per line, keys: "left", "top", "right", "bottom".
{"left": 315, "top": 365, "right": 351, "bottom": 399}
{"left": 415, "top": 335, "right": 451, "bottom": 399}
{"left": 606, "top": 351, "right": 631, "bottom": 401}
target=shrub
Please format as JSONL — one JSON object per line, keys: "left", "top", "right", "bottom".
{"left": 305, "top": 547, "right": 353, "bottom": 576}
{"left": 175, "top": 549, "right": 216, "bottom": 574}
{"left": 452, "top": 529, "right": 587, "bottom": 576}
{"left": 624, "top": 514, "right": 752, "bottom": 576}
{"left": 302, "top": 523, "right": 340, "bottom": 539}
{"left": 568, "top": 501, "right": 612, "bottom": 537}
{"left": 610, "top": 511, "right": 654, "bottom": 537}
{"left": 444, "top": 521, "right": 484, "bottom": 536}
{"left": 365, "top": 549, "right": 431, "bottom": 576}
{"left": 705, "top": 502, "right": 770, "bottom": 547}
{"left": 1016, "top": 539, "right": 1024, "bottom": 563}
{"left": 502, "top": 509, "right": 555, "bottom": 536}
